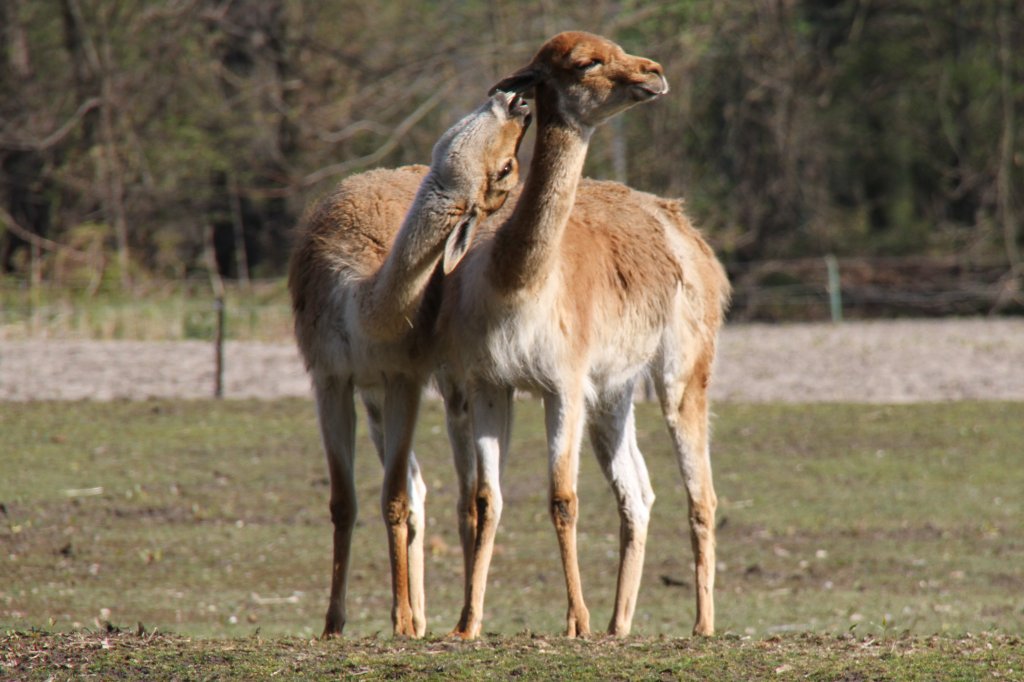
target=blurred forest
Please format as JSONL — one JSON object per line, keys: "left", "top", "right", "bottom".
{"left": 1, "top": 0, "right": 1021, "bottom": 314}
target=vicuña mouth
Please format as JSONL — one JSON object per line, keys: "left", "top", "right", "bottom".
{"left": 631, "top": 76, "right": 669, "bottom": 101}
{"left": 508, "top": 93, "right": 530, "bottom": 117}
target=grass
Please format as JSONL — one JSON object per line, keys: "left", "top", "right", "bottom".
{"left": 2, "top": 399, "right": 1023, "bottom": 678}
{"left": 3, "top": 630, "right": 1021, "bottom": 680}
{"left": 0, "top": 279, "right": 293, "bottom": 341}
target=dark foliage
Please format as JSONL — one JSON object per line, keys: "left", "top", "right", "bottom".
{"left": 1, "top": 1, "right": 1020, "bottom": 286}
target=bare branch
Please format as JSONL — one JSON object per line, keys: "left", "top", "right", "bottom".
{"left": 0, "top": 205, "right": 92, "bottom": 262}
{"left": 606, "top": 3, "right": 672, "bottom": 34}
{"left": 0, "top": 97, "right": 102, "bottom": 152}
{"left": 63, "top": 0, "right": 103, "bottom": 73}
{"left": 132, "top": 0, "right": 203, "bottom": 30}
{"left": 316, "top": 120, "right": 393, "bottom": 144}
{"left": 301, "top": 82, "right": 454, "bottom": 187}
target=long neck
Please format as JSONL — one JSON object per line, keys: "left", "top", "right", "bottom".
{"left": 359, "top": 179, "right": 457, "bottom": 340}
{"left": 488, "top": 87, "right": 592, "bottom": 293}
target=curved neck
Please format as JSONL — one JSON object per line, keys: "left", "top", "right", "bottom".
{"left": 488, "top": 85, "right": 592, "bottom": 293}
{"left": 359, "top": 179, "right": 459, "bottom": 340}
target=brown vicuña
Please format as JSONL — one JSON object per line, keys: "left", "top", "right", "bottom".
{"left": 288, "top": 92, "right": 530, "bottom": 637}
{"left": 437, "top": 31, "right": 730, "bottom": 639}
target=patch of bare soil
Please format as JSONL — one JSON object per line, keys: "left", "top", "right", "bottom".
{"left": 1, "top": 319, "right": 1022, "bottom": 402}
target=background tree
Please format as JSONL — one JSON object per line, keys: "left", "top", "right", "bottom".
{"left": 0, "top": 0, "right": 1020, "bottom": 301}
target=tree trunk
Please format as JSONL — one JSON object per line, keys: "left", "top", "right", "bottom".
{"left": 997, "top": 0, "right": 1019, "bottom": 271}
{"left": 229, "top": 173, "right": 250, "bottom": 288}
{"left": 97, "top": 16, "right": 131, "bottom": 289}
{"left": 4, "top": 0, "right": 33, "bottom": 80}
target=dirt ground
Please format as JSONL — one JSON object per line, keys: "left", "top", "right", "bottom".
{"left": 1, "top": 318, "right": 1022, "bottom": 403}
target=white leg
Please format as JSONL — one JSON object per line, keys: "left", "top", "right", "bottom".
{"left": 406, "top": 454, "right": 427, "bottom": 637}
{"left": 588, "top": 383, "right": 655, "bottom": 636}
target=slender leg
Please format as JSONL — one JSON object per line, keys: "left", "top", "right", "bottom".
{"left": 657, "top": 354, "right": 717, "bottom": 637}
{"left": 364, "top": 390, "right": 428, "bottom": 638}
{"left": 380, "top": 375, "right": 423, "bottom": 637}
{"left": 406, "top": 455, "right": 427, "bottom": 637}
{"left": 314, "top": 375, "right": 358, "bottom": 638}
{"left": 439, "top": 375, "right": 479, "bottom": 636}
{"left": 544, "top": 388, "right": 591, "bottom": 638}
{"left": 588, "top": 384, "right": 655, "bottom": 636}
{"left": 451, "top": 383, "right": 511, "bottom": 639}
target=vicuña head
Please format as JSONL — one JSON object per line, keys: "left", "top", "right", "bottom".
{"left": 429, "top": 91, "right": 531, "bottom": 273}
{"left": 479, "top": 32, "right": 668, "bottom": 294}
{"left": 491, "top": 31, "right": 667, "bottom": 129}
{"left": 357, "top": 90, "right": 530, "bottom": 341}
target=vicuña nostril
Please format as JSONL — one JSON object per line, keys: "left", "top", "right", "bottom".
{"left": 641, "top": 60, "right": 664, "bottom": 76}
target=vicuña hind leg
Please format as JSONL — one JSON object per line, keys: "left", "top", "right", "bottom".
{"left": 589, "top": 384, "right": 655, "bottom": 636}
{"left": 658, "top": 357, "right": 717, "bottom": 636}
{"left": 379, "top": 377, "right": 423, "bottom": 637}
{"left": 545, "top": 388, "right": 591, "bottom": 638}
{"left": 364, "top": 392, "right": 428, "bottom": 638}
{"left": 315, "top": 376, "right": 358, "bottom": 638}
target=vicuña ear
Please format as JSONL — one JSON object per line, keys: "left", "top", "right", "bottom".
{"left": 442, "top": 210, "right": 480, "bottom": 274}
{"left": 489, "top": 65, "right": 541, "bottom": 99}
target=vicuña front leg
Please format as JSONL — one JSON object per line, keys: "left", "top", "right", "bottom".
{"left": 451, "top": 385, "right": 511, "bottom": 639}
{"left": 545, "top": 389, "right": 591, "bottom": 638}
{"left": 366, "top": 392, "right": 428, "bottom": 638}
{"left": 380, "top": 377, "right": 423, "bottom": 637}
{"left": 589, "top": 386, "right": 655, "bottom": 636}
{"left": 315, "top": 377, "right": 358, "bottom": 638}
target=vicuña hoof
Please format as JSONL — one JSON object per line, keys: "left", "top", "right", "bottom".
{"left": 448, "top": 627, "right": 478, "bottom": 641}
{"left": 692, "top": 621, "right": 715, "bottom": 637}
{"left": 607, "top": 620, "right": 631, "bottom": 638}
{"left": 565, "top": 609, "right": 591, "bottom": 638}
{"left": 322, "top": 613, "right": 345, "bottom": 639}
{"left": 392, "top": 608, "right": 419, "bottom": 638}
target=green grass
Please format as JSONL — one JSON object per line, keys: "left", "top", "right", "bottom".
{"left": 2, "top": 400, "right": 1023, "bottom": 678}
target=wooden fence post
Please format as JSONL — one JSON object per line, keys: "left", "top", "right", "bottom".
{"left": 205, "top": 223, "right": 226, "bottom": 398}
{"left": 213, "top": 294, "right": 225, "bottom": 399}
{"left": 825, "top": 254, "right": 843, "bottom": 323}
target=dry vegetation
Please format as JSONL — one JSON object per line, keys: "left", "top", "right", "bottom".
{"left": 3, "top": 318, "right": 1023, "bottom": 402}
{"left": 3, "top": 630, "right": 1022, "bottom": 680}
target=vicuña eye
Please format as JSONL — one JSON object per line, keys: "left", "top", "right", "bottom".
{"left": 497, "top": 160, "right": 514, "bottom": 179}
{"left": 575, "top": 59, "right": 602, "bottom": 72}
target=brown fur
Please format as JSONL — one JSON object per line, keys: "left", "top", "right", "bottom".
{"left": 290, "top": 166, "right": 427, "bottom": 365}
{"left": 438, "top": 33, "right": 729, "bottom": 639}
{"left": 289, "top": 32, "right": 728, "bottom": 640}
{"left": 297, "top": 133, "right": 729, "bottom": 643}
{"left": 287, "top": 94, "right": 528, "bottom": 639}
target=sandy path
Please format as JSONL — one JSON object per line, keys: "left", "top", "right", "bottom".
{"left": 1, "top": 319, "right": 1022, "bottom": 403}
